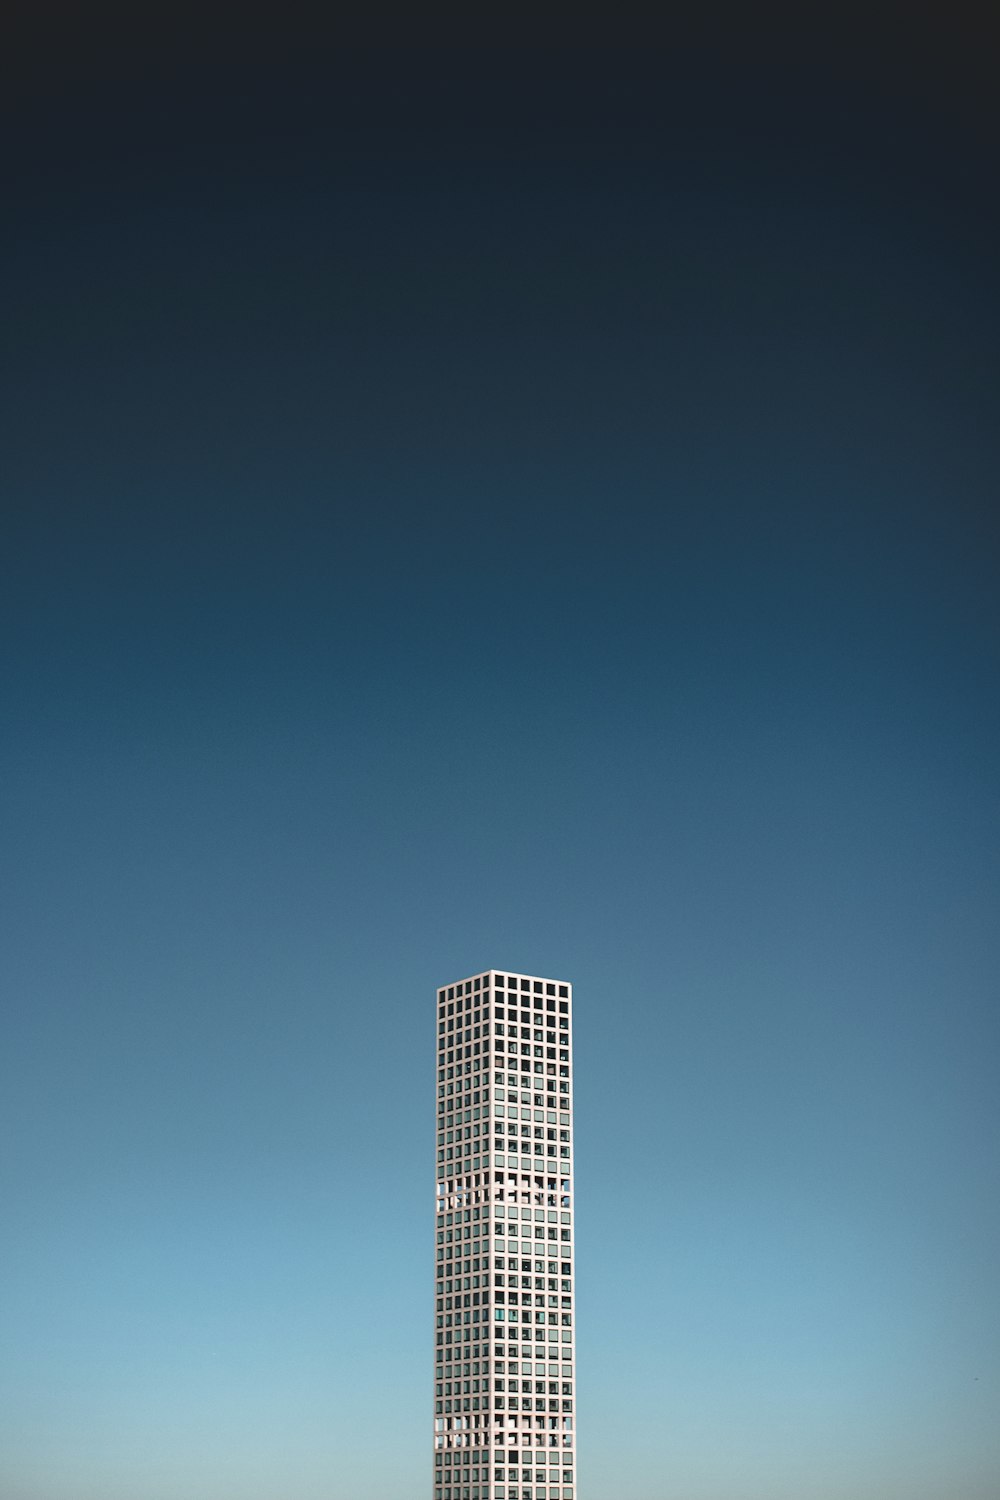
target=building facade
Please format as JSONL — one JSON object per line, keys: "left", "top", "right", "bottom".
{"left": 434, "top": 970, "right": 576, "bottom": 1500}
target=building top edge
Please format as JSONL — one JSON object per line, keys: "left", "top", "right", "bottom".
{"left": 437, "top": 969, "right": 572, "bottom": 994}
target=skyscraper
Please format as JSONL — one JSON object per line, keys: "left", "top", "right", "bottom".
{"left": 434, "top": 970, "right": 576, "bottom": 1500}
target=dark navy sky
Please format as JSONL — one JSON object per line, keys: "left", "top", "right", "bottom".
{"left": 2, "top": 18, "right": 998, "bottom": 1500}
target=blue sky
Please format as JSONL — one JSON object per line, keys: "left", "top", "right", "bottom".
{"left": 1, "top": 29, "right": 998, "bottom": 1500}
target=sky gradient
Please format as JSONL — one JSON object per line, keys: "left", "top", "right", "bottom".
{"left": 2, "top": 22, "right": 999, "bottom": 1500}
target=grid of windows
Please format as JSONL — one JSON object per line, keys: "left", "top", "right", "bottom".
{"left": 435, "top": 972, "right": 575, "bottom": 1500}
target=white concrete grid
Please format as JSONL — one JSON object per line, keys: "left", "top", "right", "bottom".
{"left": 434, "top": 971, "right": 576, "bottom": 1500}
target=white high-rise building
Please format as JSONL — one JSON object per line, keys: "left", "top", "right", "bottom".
{"left": 433, "top": 970, "right": 576, "bottom": 1500}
